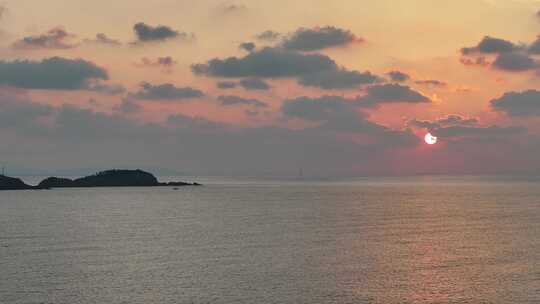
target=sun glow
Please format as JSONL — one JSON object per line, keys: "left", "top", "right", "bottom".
{"left": 424, "top": 133, "right": 438, "bottom": 145}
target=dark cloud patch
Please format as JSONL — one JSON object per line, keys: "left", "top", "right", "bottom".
{"left": 0, "top": 92, "right": 53, "bottom": 130}
{"left": 461, "top": 36, "right": 517, "bottom": 55}
{"left": 136, "top": 57, "right": 177, "bottom": 73}
{"left": 192, "top": 47, "right": 337, "bottom": 78}
{"left": 282, "top": 95, "right": 353, "bottom": 122}
{"left": 460, "top": 56, "right": 490, "bottom": 66}
{"left": 433, "top": 125, "right": 524, "bottom": 138}
{"left": 408, "top": 114, "right": 523, "bottom": 140}
{"left": 415, "top": 79, "right": 447, "bottom": 87}
{"left": 130, "top": 82, "right": 204, "bottom": 100}
{"left": 192, "top": 47, "right": 378, "bottom": 90}
{"left": 12, "top": 27, "right": 78, "bottom": 50}
{"left": 133, "top": 22, "right": 193, "bottom": 43}
{"left": 155, "top": 56, "right": 176, "bottom": 67}
{"left": 134, "top": 22, "right": 178, "bottom": 41}
{"left": 437, "top": 115, "right": 478, "bottom": 126}
{"left": 461, "top": 35, "right": 540, "bottom": 65}
{"left": 85, "top": 82, "right": 126, "bottom": 95}
{"left": 409, "top": 114, "right": 479, "bottom": 130}
{"left": 218, "top": 95, "right": 268, "bottom": 108}
{"left": 461, "top": 35, "right": 540, "bottom": 73}
{"left": 256, "top": 30, "right": 281, "bottom": 41}
{"left": 282, "top": 95, "right": 386, "bottom": 133}
{"left": 492, "top": 52, "right": 538, "bottom": 71}
{"left": 281, "top": 26, "right": 362, "bottom": 51}
{"left": 299, "top": 69, "right": 380, "bottom": 90}
{"left": 408, "top": 119, "right": 436, "bottom": 129}
{"left": 167, "top": 113, "right": 226, "bottom": 130}
{"left": 491, "top": 90, "right": 540, "bottom": 116}
{"left": 239, "top": 42, "right": 256, "bottom": 52}
{"left": 84, "top": 33, "right": 122, "bottom": 46}
{"left": 281, "top": 96, "right": 417, "bottom": 147}
{"left": 358, "top": 84, "right": 431, "bottom": 107}
{"left": 387, "top": 71, "right": 410, "bottom": 82}
{"left": 114, "top": 99, "right": 142, "bottom": 114}
{"left": 216, "top": 78, "right": 272, "bottom": 91}
{"left": 216, "top": 81, "right": 237, "bottom": 89}
{"left": 0, "top": 57, "right": 108, "bottom": 90}
{"left": 239, "top": 78, "right": 270, "bottom": 90}
{"left": 51, "top": 105, "right": 166, "bottom": 141}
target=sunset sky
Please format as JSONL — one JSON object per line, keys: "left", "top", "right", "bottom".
{"left": 1, "top": 0, "right": 540, "bottom": 177}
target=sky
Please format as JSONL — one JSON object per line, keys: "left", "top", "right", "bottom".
{"left": 1, "top": 0, "right": 540, "bottom": 177}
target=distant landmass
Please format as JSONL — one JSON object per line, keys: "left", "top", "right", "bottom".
{"left": 0, "top": 169, "right": 201, "bottom": 191}
{"left": 0, "top": 175, "right": 37, "bottom": 190}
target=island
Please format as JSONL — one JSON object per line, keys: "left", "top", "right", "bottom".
{"left": 0, "top": 169, "right": 201, "bottom": 191}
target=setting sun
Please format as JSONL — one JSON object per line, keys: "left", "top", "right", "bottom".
{"left": 425, "top": 133, "right": 438, "bottom": 145}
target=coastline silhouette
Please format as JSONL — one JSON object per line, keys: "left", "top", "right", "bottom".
{"left": 0, "top": 169, "right": 201, "bottom": 191}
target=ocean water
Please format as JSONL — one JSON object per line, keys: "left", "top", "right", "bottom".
{"left": 1, "top": 176, "right": 539, "bottom": 304}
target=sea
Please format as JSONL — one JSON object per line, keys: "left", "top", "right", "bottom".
{"left": 1, "top": 176, "right": 539, "bottom": 304}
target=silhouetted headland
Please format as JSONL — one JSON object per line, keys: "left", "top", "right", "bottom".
{"left": 0, "top": 169, "right": 201, "bottom": 191}
{"left": 0, "top": 175, "right": 38, "bottom": 190}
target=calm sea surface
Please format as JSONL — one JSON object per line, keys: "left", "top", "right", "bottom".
{"left": 1, "top": 176, "right": 539, "bottom": 304}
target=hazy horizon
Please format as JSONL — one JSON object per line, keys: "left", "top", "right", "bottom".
{"left": 7, "top": 167, "right": 540, "bottom": 182}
